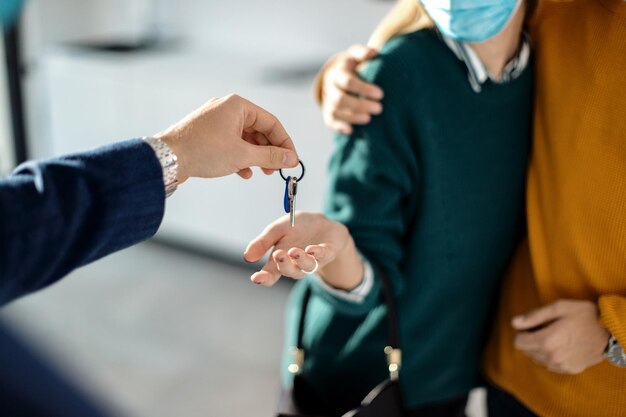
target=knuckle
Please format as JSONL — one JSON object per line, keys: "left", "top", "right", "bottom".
{"left": 337, "top": 94, "right": 348, "bottom": 109}
{"left": 335, "top": 54, "right": 350, "bottom": 69}
{"left": 329, "top": 95, "right": 343, "bottom": 110}
{"left": 347, "top": 44, "right": 362, "bottom": 56}
{"left": 225, "top": 93, "right": 240, "bottom": 101}
{"left": 268, "top": 146, "right": 276, "bottom": 164}
{"left": 356, "top": 99, "right": 370, "bottom": 113}
{"left": 345, "top": 76, "right": 359, "bottom": 91}
{"left": 335, "top": 71, "right": 349, "bottom": 89}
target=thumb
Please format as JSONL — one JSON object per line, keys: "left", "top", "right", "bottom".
{"left": 244, "top": 218, "right": 290, "bottom": 263}
{"left": 512, "top": 302, "right": 567, "bottom": 330}
{"left": 242, "top": 142, "right": 298, "bottom": 171}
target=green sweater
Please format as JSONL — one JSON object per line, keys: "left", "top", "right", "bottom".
{"left": 283, "top": 29, "right": 533, "bottom": 413}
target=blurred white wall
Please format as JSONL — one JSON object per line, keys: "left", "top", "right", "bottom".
{"left": 21, "top": 0, "right": 393, "bottom": 256}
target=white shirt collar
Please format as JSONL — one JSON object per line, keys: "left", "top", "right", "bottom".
{"left": 441, "top": 32, "right": 531, "bottom": 93}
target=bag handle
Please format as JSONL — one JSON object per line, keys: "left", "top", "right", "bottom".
{"left": 290, "top": 263, "right": 402, "bottom": 380}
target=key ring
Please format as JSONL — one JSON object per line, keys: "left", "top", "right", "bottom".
{"left": 301, "top": 258, "right": 319, "bottom": 274}
{"left": 280, "top": 161, "right": 306, "bottom": 182}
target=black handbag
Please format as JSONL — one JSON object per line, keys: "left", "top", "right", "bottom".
{"left": 277, "top": 266, "right": 406, "bottom": 417}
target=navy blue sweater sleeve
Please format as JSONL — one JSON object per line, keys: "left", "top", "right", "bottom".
{"left": 0, "top": 139, "right": 165, "bottom": 305}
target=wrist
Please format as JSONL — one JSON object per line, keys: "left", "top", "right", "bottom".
{"left": 604, "top": 333, "right": 626, "bottom": 367}
{"left": 156, "top": 131, "right": 189, "bottom": 183}
{"left": 318, "top": 232, "right": 364, "bottom": 291}
{"left": 143, "top": 136, "right": 180, "bottom": 198}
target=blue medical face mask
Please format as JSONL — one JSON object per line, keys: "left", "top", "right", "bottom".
{"left": 420, "top": 0, "right": 521, "bottom": 43}
{"left": 0, "top": 0, "right": 24, "bottom": 29}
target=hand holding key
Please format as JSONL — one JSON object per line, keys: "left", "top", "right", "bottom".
{"left": 244, "top": 212, "right": 364, "bottom": 289}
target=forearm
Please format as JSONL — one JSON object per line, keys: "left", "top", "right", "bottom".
{"left": 0, "top": 139, "right": 164, "bottom": 305}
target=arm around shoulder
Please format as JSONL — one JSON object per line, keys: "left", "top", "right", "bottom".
{"left": 320, "top": 42, "right": 421, "bottom": 315}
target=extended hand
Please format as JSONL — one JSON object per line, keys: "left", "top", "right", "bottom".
{"left": 156, "top": 94, "right": 298, "bottom": 182}
{"left": 244, "top": 212, "right": 363, "bottom": 290}
{"left": 512, "top": 299, "right": 610, "bottom": 374}
{"left": 320, "top": 45, "right": 384, "bottom": 134}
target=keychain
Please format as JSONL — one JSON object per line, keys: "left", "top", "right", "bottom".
{"left": 279, "top": 161, "right": 305, "bottom": 227}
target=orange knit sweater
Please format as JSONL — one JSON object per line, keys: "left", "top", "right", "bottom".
{"left": 483, "top": 1, "right": 626, "bottom": 416}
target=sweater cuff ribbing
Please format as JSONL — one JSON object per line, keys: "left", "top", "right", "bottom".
{"left": 599, "top": 295, "right": 626, "bottom": 348}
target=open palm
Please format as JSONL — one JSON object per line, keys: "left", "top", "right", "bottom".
{"left": 244, "top": 212, "right": 351, "bottom": 286}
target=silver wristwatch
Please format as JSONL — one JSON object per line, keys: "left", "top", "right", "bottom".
{"left": 604, "top": 334, "right": 626, "bottom": 368}
{"left": 143, "top": 137, "right": 179, "bottom": 198}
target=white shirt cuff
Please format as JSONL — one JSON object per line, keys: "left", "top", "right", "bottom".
{"left": 312, "top": 255, "right": 374, "bottom": 304}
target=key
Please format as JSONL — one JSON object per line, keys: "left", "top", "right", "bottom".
{"left": 288, "top": 177, "right": 298, "bottom": 227}
{"left": 280, "top": 161, "right": 305, "bottom": 228}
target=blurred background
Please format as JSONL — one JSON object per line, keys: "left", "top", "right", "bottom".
{"left": 0, "top": 1, "right": 485, "bottom": 416}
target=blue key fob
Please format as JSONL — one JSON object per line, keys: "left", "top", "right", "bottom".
{"left": 283, "top": 176, "right": 291, "bottom": 213}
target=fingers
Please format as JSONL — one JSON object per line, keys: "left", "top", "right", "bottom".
{"left": 328, "top": 120, "right": 353, "bottom": 135}
{"left": 250, "top": 246, "right": 319, "bottom": 286}
{"left": 333, "top": 69, "right": 384, "bottom": 100}
{"left": 346, "top": 44, "right": 379, "bottom": 62}
{"left": 241, "top": 142, "right": 299, "bottom": 171}
{"left": 322, "top": 87, "right": 381, "bottom": 133}
{"left": 273, "top": 249, "right": 306, "bottom": 279}
{"left": 336, "top": 93, "right": 382, "bottom": 116}
{"left": 287, "top": 247, "right": 318, "bottom": 273}
{"left": 241, "top": 132, "right": 274, "bottom": 175}
{"left": 238, "top": 95, "right": 297, "bottom": 152}
{"left": 250, "top": 260, "right": 282, "bottom": 286}
{"left": 304, "top": 244, "right": 335, "bottom": 264}
{"left": 328, "top": 108, "right": 372, "bottom": 125}
{"left": 237, "top": 168, "right": 253, "bottom": 179}
{"left": 514, "top": 328, "right": 550, "bottom": 351}
{"left": 317, "top": 45, "right": 382, "bottom": 133}
{"left": 321, "top": 56, "right": 383, "bottom": 133}
{"left": 242, "top": 129, "right": 270, "bottom": 146}
{"left": 244, "top": 220, "right": 290, "bottom": 263}
{"left": 512, "top": 301, "right": 570, "bottom": 330}
{"left": 515, "top": 332, "right": 572, "bottom": 374}
{"left": 247, "top": 221, "right": 289, "bottom": 286}
{"left": 324, "top": 93, "right": 381, "bottom": 122}
{"left": 332, "top": 46, "right": 383, "bottom": 100}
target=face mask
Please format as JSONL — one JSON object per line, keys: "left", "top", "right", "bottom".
{"left": 420, "top": 0, "right": 521, "bottom": 43}
{"left": 0, "top": 0, "right": 24, "bottom": 29}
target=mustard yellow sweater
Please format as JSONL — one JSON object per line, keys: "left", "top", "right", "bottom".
{"left": 484, "top": 1, "right": 626, "bottom": 416}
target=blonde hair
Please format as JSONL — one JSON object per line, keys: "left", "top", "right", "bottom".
{"left": 367, "top": 0, "right": 434, "bottom": 50}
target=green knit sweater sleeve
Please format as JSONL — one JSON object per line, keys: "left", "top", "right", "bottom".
{"left": 310, "top": 39, "right": 421, "bottom": 316}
